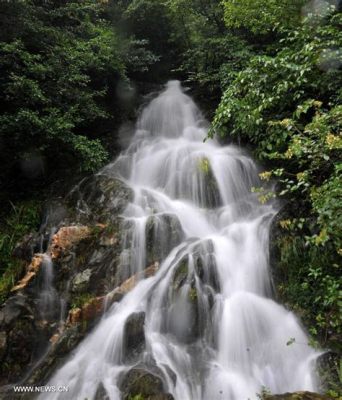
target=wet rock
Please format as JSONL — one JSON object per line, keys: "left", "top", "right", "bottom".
{"left": 0, "top": 331, "right": 7, "bottom": 361}
{"left": 119, "top": 367, "right": 173, "bottom": 400}
{"left": 27, "top": 324, "right": 87, "bottom": 386}
{"left": 94, "top": 383, "right": 110, "bottom": 400}
{"left": 66, "top": 307, "right": 82, "bottom": 325}
{"left": 0, "top": 175, "right": 133, "bottom": 387}
{"left": 13, "top": 232, "right": 42, "bottom": 262}
{"left": 68, "top": 175, "right": 133, "bottom": 223}
{"left": 66, "top": 296, "right": 104, "bottom": 326}
{"left": 11, "top": 254, "right": 44, "bottom": 292}
{"left": 166, "top": 243, "right": 218, "bottom": 344}
{"left": 172, "top": 260, "right": 189, "bottom": 291}
{"left": 0, "top": 289, "right": 59, "bottom": 386}
{"left": 264, "top": 392, "right": 333, "bottom": 400}
{"left": 50, "top": 225, "right": 91, "bottom": 259}
{"left": 146, "top": 214, "right": 184, "bottom": 265}
{"left": 161, "top": 364, "right": 177, "bottom": 386}
{"left": 316, "top": 351, "right": 341, "bottom": 394}
{"left": 71, "top": 268, "right": 92, "bottom": 293}
{"left": 123, "top": 312, "right": 145, "bottom": 361}
{"left": 197, "top": 157, "right": 222, "bottom": 209}
{"left": 112, "top": 262, "right": 159, "bottom": 300}
{"left": 40, "top": 200, "right": 70, "bottom": 232}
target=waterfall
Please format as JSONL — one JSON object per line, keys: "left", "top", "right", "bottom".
{"left": 43, "top": 80, "right": 319, "bottom": 400}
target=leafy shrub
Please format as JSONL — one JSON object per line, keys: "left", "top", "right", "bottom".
{"left": 0, "top": 200, "right": 42, "bottom": 302}
{"left": 212, "top": 11, "right": 342, "bottom": 347}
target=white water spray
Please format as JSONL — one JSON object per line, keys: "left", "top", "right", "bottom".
{"left": 43, "top": 81, "right": 319, "bottom": 400}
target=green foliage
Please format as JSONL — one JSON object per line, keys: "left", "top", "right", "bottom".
{"left": 213, "top": 10, "right": 342, "bottom": 348}
{"left": 70, "top": 293, "right": 94, "bottom": 309}
{"left": 223, "top": 0, "right": 306, "bottom": 34}
{"left": 0, "top": 0, "right": 159, "bottom": 191}
{"left": 128, "top": 395, "right": 145, "bottom": 400}
{"left": 0, "top": 1, "right": 120, "bottom": 175}
{"left": 0, "top": 200, "right": 42, "bottom": 302}
{"left": 179, "top": 34, "right": 252, "bottom": 98}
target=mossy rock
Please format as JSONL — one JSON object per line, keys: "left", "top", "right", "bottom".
{"left": 316, "top": 351, "right": 342, "bottom": 395}
{"left": 172, "top": 260, "right": 189, "bottom": 291}
{"left": 119, "top": 366, "right": 174, "bottom": 400}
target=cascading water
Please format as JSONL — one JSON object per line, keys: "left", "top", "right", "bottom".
{"left": 43, "top": 81, "right": 319, "bottom": 400}
{"left": 37, "top": 254, "right": 60, "bottom": 322}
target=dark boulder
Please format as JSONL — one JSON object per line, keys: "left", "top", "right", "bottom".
{"left": 68, "top": 174, "right": 133, "bottom": 224}
{"left": 146, "top": 214, "right": 184, "bottom": 265}
{"left": 119, "top": 367, "right": 174, "bottom": 400}
{"left": 123, "top": 312, "right": 146, "bottom": 362}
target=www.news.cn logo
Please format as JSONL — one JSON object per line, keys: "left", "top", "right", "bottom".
{"left": 13, "top": 386, "right": 69, "bottom": 393}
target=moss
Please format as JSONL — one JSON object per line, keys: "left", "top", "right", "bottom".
{"left": 198, "top": 157, "right": 210, "bottom": 175}
{"left": 128, "top": 395, "right": 145, "bottom": 400}
{"left": 104, "top": 222, "right": 118, "bottom": 235}
{"left": 70, "top": 293, "right": 93, "bottom": 309}
{"left": 76, "top": 254, "right": 87, "bottom": 268}
{"left": 188, "top": 287, "right": 197, "bottom": 302}
{"left": 91, "top": 225, "right": 103, "bottom": 238}
{"left": 173, "top": 260, "right": 188, "bottom": 289}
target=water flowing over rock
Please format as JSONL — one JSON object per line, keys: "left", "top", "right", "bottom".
{"left": 0, "top": 177, "right": 133, "bottom": 390}
{"left": 0, "top": 81, "right": 324, "bottom": 400}
{"left": 33, "top": 80, "right": 321, "bottom": 400}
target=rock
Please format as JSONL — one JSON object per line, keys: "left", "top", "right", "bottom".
{"left": 50, "top": 225, "right": 91, "bottom": 259}
{"left": 81, "top": 297, "right": 104, "bottom": 322}
{"left": 11, "top": 254, "right": 44, "bottom": 292}
{"left": 316, "top": 351, "right": 341, "bottom": 394}
{"left": 13, "top": 232, "right": 42, "bottom": 262}
{"left": 66, "top": 297, "right": 104, "bottom": 326}
{"left": 65, "top": 263, "right": 159, "bottom": 330}
{"left": 0, "top": 291, "right": 56, "bottom": 385}
{"left": 111, "top": 262, "right": 159, "bottom": 300}
{"left": 119, "top": 367, "right": 172, "bottom": 400}
{"left": 172, "top": 260, "right": 189, "bottom": 291}
{"left": 146, "top": 214, "right": 184, "bottom": 265}
{"left": 123, "top": 312, "right": 145, "bottom": 361}
{"left": 40, "top": 200, "right": 69, "bottom": 232}
{"left": 197, "top": 157, "right": 222, "bottom": 208}
{"left": 1, "top": 294, "right": 31, "bottom": 326}
{"left": 27, "top": 324, "right": 87, "bottom": 386}
{"left": 264, "top": 392, "right": 333, "bottom": 400}
{"left": 0, "top": 175, "right": 134, "bottom": 388}
{"left": 165, "top": 241, "right": 219, "bottom": 344}
{"left": 68, "top": 175, "right": 133, "bottom": 223}
{"left": 71, "top": 268, "right": 92, "bottom": 293}
{"left": 94, "top": 383, "right": 110, "bottom": 400}
{"left": 0, "top": 331, "right": 7, "bottom": 361}
{"left": 66, "top": 307, "right": 82, "bottom": 325}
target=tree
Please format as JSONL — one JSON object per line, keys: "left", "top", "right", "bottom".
{"left": 223, "top": 0, "right": 306, "bottom": 35}
{"left": 0, "top": 0, "right": 158, "bottom": 195}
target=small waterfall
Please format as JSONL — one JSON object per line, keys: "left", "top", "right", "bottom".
{"left": 43, "top": 80, "right": 319, "bottom": 400}
{"left": 37, "top": 254, "right": 60, "bottom": 322}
